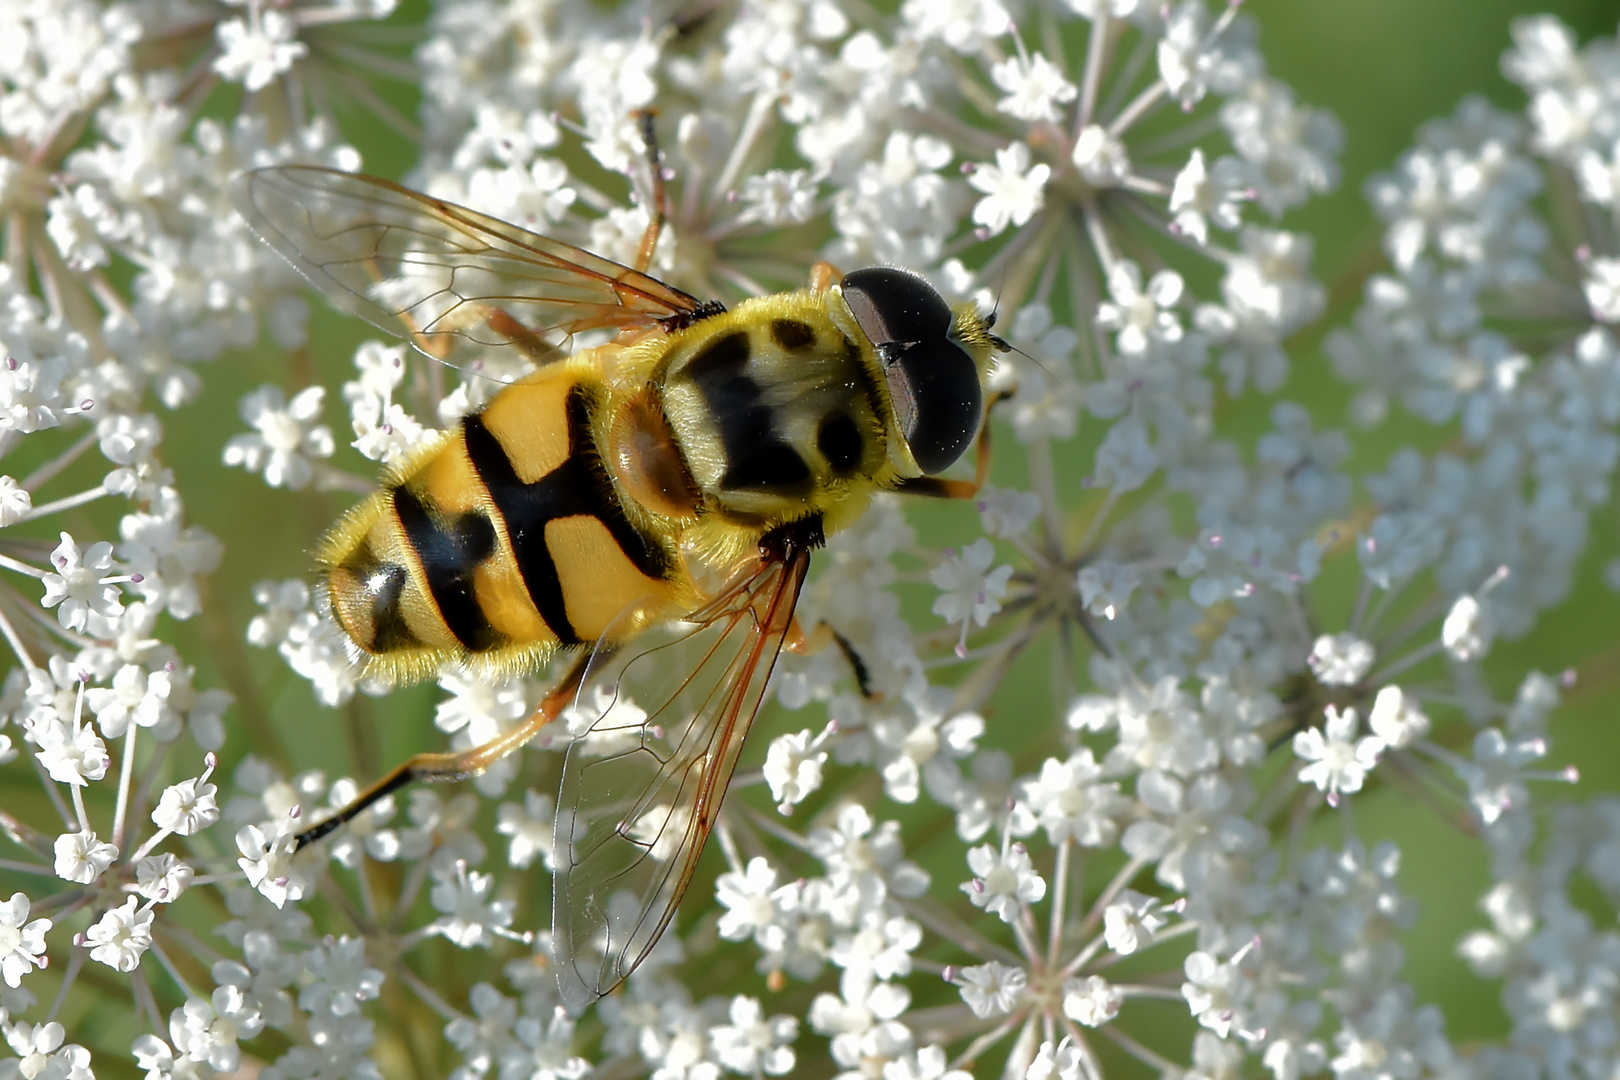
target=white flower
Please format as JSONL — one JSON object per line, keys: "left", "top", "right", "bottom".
{"left": 40, "top": 532, "right": 124, "bottom": 632}
{"left": 170, "top": 985, "right": 265, "bottom": 1073}
{"left": 495, "top": 789, "right": 554, "bottom": 870}
{"left": 152, "top": 773, "right": 221, "bottom": 835}
{"left": 1294, "top": 705, "right": 1384, "bottom": 800}
{"left": 763, "top": 728, "right": 827, "bottom": 813}
{"left": 1027, "top": 1037, "right": 1084, "bottom": 1080}
{"left": 1095, "top": 261, "right": 1185, "bottom": 356}
{"left": 961, "top": 842, "right": 1045, "bottom": 923}
{"left": 235, "top": 822, "right": 311, "bottom": 907}
{"left": 716, "top": 857, "right": 789, "bottom": 945}
{"left": 1583, "top": 253, "right": 1620, "bottom": 323}
{"left": 711, "top": 995, "right": 798, "bottom": 1075}
{"left": 33, "top": 715, "right": 108, "bottom": 787}
{"left": 0, "top": 477, "right": 32, "bottom": 525}
{"left": 1367, "top": 685, "right": 1431, "bottom": 749}
{"left": 1, "top": 1022, "right": 90, "bottom": 1080}
{"left": 969, "top": 143, "right": 1050, "bottom": 236}
{"left": 1076, "top": 561, "right": 1140, "bottom": 619}
{"left": 1063, "top": 975, "right": 1123, "bottom": 1027}
{"left": 1072, "top": 124, "right": 1130, "bottom": 188}
{"left": 1021, "top": 750, "right": 1126, "bottom": 846}
{"left": 299, "top": 936, "right": 383, "bottom": 1017}
{"left": 135, "top": 854, "right": 194, "bottom": 903}
{"left": 84, "top": 897, "right": 154, "bottom": 971}
{"left": 1307, "top": 632, "right": 1376, "bottom": 686}
{"left": 954, "top": 961, "right": 1025, "bottom": 1018}
{"left": 213, "top": 8, "right": 308, "bottom": 91}
{"left": 53, "top": 829, "right": 118, "bottom": 884}
{"left": 991, "top": 51, "right": 1077, "bottom": 123}
{"left": 976, "top": 486, "right": 1041, "bottom": 539}
{"left": 0, "top": 893, "right": 50, "bottom": 988}
{"left": 931, "top": 539, "right": 1014, "bottom": 656}
{"left": 429, "top": 862, "right": 515, "bottom": 948}
{"left": 247, "top": 579, "right": 312, "bottom": 648}
{"left": 737, "top": 170, "right": 819, "bottom": 226}
{"left": 222, "top": 385, "right": 334, "bottom": 491}
{"left": 1103, "top": 890, "right": 1171, "bottom": 955}
{"left": 1441, "top": 593, "right": 1493, "bottom": 660}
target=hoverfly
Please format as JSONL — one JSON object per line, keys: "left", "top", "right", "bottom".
{"left": 233, "top": 121, "right": 1006, "bottom": 1010}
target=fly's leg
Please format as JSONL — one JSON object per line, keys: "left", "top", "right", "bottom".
{"left": 891, "top": 388, "right": 1013, "bottom": 500}
{"left": 295, "top": 650, "right": 602, "bottom": 849}
{"left": 785, "top": 616, "right": 876, "bottom": 699}
{"left": 633, "top": 110, "right": 667, "bottom": 275}
{"left": 809, "top": 262, "right": 843, "bottom": 293}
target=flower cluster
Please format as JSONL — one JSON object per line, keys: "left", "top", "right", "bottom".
{"left": 0, "top": 1, "right": 1618, "bottom": 1079}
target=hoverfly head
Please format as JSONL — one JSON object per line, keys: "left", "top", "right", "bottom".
{"left": 840, "top": 266, "right": 1003, "bottom": 476}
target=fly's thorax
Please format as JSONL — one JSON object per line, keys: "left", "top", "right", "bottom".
{"left": 651, "top": 291, "right": 892, "bottom": 527}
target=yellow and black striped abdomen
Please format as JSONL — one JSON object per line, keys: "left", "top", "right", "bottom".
{"left": 320, "top": 362, "right": 682, "bottom": 681}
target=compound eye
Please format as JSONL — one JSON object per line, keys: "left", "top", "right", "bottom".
{"left": 843, "top": 267, "right": 983, "bottom": 475}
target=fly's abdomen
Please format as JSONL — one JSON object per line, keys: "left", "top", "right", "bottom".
{"left": 320, "top": 365, "right": 681, "bottom": 678}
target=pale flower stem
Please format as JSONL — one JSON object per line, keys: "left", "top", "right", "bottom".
{"left": 354, "top": 855, "right": 380, "bottom": 924}
{"left": 1284, "top": 590, "right": 1313, "bottom": 653}
{"left": 1081, "top": 198, "right": 1120, "bottom": 275}
{"left": 1106, "top": 79, "right": 1167, "bottom": 139}
{"left": 1047, "top": 838, "right": 1071, "bottom": 963}
{"left": 1075, "top": 489, "right": 1121, "bottom": 555}
{"left": 392, "top": 855, "right": 437, "bottom": 929}
{"left": 1027, "top": 439, "right": 1064, "bottom": 547}
{"left": 0, "top": 552, "right": 48, "bottom": 579}
{"left": 1349, "top": 574, "right": 1375, "bottom": 636}
{"left": 132, "top": 969, "right": 166, "bottom": 1034}
{"left": 715, "top": 818, "right": 745, "bottom": 876}
{"left": 21, "top": 430, "right": 97, "bottom": 492}
{"left": 45, "top": 945, "right": 85, "bottom": 1024}
{"left": 128, "top": 824, "right": 174, "bottom": 866}
{"left": 144, "top": 937, "right": 199, "bottom": 1003}
{"left": 1375, "top": 595, "right": 1451, "bottom": 656}
{"left": 1099, "top": 1018, "right": 1184, "bottom": 1073}
{"left": 1120, "top": 174, "right": 1171, "bottom": 197}
{"left": 899, "top": 896, "right": 1024, "bottom": 967}
{"left": 1076, "top": 9, "right": 1112, "bottom": 132}
{"left": 69, "top": 778, "right": 90, "bottom": 835}
{"left": 1061, "top": 929, "right": 1109, "bottom": 977}
{"left": 111, "top": 725, "right": 138, "bottom": 849}
{"left": 1114, "top": 984, "right": 1185, "bottom": 1002}
{"left": 27, "top": 753, "right": 75, "bottom": 832}
{"left": 398, "top": 965, "right": 462, "bottom": 1022}
{"left": 1014, "top": 905, "right": 1042, "bottom": 958}
{"left": 738, "top": 801, "right": 816, "bottom": 855}
{"left": 950, "top": 1011, "right": 1032, "bottom": 1073}
{"left": 22, "top": 484, "right": 109, "bottom": 521}
{"left": 1367, "top": 639, "right": 1444, "bottom": 686}
{"left": 0, "top": 858, "right": 54, "bottom": 875}
{"left": 710, "top": 90, "right": 779, "bottom": 208}
{"left": 0, "top": 594, "right": 42, "bottom": 672}
{"left": 1065, "top": 1023, "right": 1104, "bottom": 1080}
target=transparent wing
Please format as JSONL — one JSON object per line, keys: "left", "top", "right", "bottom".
{"left": 232, "top": 166, "right": 713, "bottom": 374}
{"left": 551, "top": 543, "right": 812, "bottom": 1011}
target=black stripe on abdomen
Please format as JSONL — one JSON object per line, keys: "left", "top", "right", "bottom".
{"left": 463, "top": 385, "right": 671, "bottom": 646}
{"left": 392, "top": 488, "right": 501, "bottom": 652}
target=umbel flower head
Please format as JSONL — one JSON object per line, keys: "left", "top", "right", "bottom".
{"left": 0, "top": 2, "right": 1617, "bottom": 1080}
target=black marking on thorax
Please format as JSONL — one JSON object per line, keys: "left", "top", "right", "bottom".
{"left": 684, "top": 331, "right": 811, "bottom": 493}
{"left": 392, "top": 489, "right": 500, "bottom": 651}
{"left": 463, "top": 385, "right": 671, "bottom": 646}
